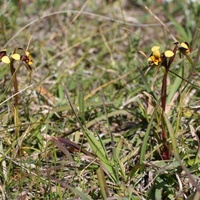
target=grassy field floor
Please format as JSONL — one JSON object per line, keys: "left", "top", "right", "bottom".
{"left": 0, "top": 0, "right": 200, "bottom": 199}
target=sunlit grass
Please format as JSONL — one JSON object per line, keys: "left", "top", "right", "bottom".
{"left": 0, "top": 0, "right": 200, "bottom": 199}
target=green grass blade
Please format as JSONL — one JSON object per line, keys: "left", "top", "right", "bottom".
{"left": 168, "top": 15, "right": 191, "bottom": 41}
{"left": 84, "top": 129, "right": 117, "bottom": 182}
{"left": 167, "top": 67, "right": 183, "bottom": 106}
{"left": 78, "top": 83, "right": 85, "bottom": 125}
{"left": 96, "top": 167, "right": 109, "bottom": 199}
{"left": 67, "top": 185, "right": 92, "bottom": 200}
{"left": 139, "top": 108, "right": 156, "bottom": 168}
{"left": 163, "top": 112, "right": 178, "bottom": 157}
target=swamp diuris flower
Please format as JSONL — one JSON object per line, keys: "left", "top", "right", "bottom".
{"left": 179, "top": 42, "right": 190, "bottom": 55}
{"left": 1, "top": 48, "right": 34, "bottom": 107}
{"left": 0, "top": 49, "right": 33, "bottom": 71}
{"left": 148, "top": 46, "right": 174, "bottom": 67}
{"left": 148, "top": 46, "right": 162, "bottom": 66}
{"left": 20, "top": 51, "right": 33, "bottom": 71}
{"left": 0, "top": 50, "right": 22, "bottom": 64}
{"left": 23, "top": 51, "right": 33, "bottom": 65}
{"left": 0, "top": 50, "right": 10, "bottom": 64}
{"left": 178, "top": 42, "right": 193, "bottom": 65}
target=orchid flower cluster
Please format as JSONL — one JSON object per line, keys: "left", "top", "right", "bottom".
{"left": 0, "top": 48, "right": 34, "bottom": 106}
{"left": 0, "top": 48, "right": 33, "bottom": 71}
{"left": 146, "top": 41, "right": 191, "bottom": 160}
{"left": 148, "top": 42, "right": 190, "bottom": 67}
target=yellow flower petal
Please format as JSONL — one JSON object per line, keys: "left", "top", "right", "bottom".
{"left": 28, "top": 60, "right": 33, "bottom": 65}
{"left": 1, "top": 56, "right": 10, "bottom": 64}
{"left": 151, "top": 46, "right": 160, "bottom": 52}
{"left": 180, "top": 42, "right": 189, "bottom": 50}
{"left": 148, "top": 57, "right": 152, "bottom": 62}
{"left": 27, "top": 52, "right": 33, "bottom": 65}
{"left": 164, "top": 50, "right": 174, "bottom": 57}
{"left": 148, "top": 46, "right": 162, "bottom": 66}
{"left": 180, "top": 42, "right": 190, "bottom": 55}
{"left": 153, "top": 50, "right": 160, "bottom": 58}
{"left": 11, "top": 53, "right": 21, "bottom": 60}
{"left": 25, "top": 51, "right": 30, "bottom": 56}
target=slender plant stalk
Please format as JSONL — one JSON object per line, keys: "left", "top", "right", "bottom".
{"left": 160, "top": 67, "right": 170, "bottom": 160}
{"left": 10, "top": 59, "right": 18, "bottom": 107}
{"left": 9, "top": 59, "right": 21, "bottom": 136}
{"left": 160, "top": 43, "right": 178, "bottom": 160}
{"left": 161, "top": 69, "right": 168, "bottom": 111}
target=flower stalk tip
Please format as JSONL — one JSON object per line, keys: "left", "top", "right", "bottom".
{"left": 0, "top": 49, "right": 33, "bottom": 71}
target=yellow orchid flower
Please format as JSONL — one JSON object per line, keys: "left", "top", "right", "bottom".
{"left": 25, "top": 51, "right": 33, "bottom": 65}
{"left": 0, "top": 50, "right": 10, "bottom": 64}
{"left": 179, "top": 42, "right": 190, "bottom": 55}
{"left": 148, "top": 46, "right": 162, "bottom": 66}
